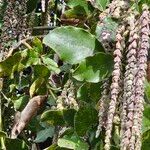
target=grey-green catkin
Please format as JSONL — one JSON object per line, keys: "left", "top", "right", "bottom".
{"left": 120, "top": 14, "right": 139, "bottom": 150}
{"left": 96, "top": 80, "right": 110, "bottom": 138}
{"left": 57, "top": 80, "right": 78, "bottom": 110}
{"left": 104, "top": 25, "right": 125, "bottom": 150}
{"left": 130, "top": 5, "right": 150, "bottom": 150}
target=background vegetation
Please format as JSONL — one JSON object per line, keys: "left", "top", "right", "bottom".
{"left": 0, "top": 0, "right": 150, "bottom": 150}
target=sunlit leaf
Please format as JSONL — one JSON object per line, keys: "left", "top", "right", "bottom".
{"left": 42, "top": 56, "right": 60, "bottom": 74}
{"left": 67, "top": 0, "right": 91, "bottom": 14}
{"left": 29, "top": 78, "right": 45, "bottom": 97}
{"left": 41, "top": 109, "right": 76, "bottom": 126}
{"left": 33, "top": 37, "right": 43, "bottom": 54}
{"left": 43, "top": 26, "right": 102, "bottom": 64}
{"left": 73, "top": 52, "right": 113, "bottom": 83}
{"left": 58, "top": 134, "right": 89, "bottom": 150}
{"left": 90, "top": 0, "right": 110, "bottom": 11}
{"left": 13, "top": 95, "right": 29, "bottom": 111}
{"left": 41, "top": 109, "right": 65, "bottom": 126}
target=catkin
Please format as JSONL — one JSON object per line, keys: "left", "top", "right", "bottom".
{"left": 121, "top": 14, "right": 139, "bottom": 150}
{"left": 96, "top": 80, "right": 110, "bottom": 138}
{"left": 57, "top": 80, "right": 78, "bottom": 110}
{"left": 0, "top": 0, "right": 29, "bottom": 60}
{"left": 131, "top": 5, "right": 150, "bottom": 150}
{"left": 104, "top": 25, "right": 125, "bottom": 150}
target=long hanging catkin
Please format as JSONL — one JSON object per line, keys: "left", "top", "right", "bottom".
{"left": 96, "top": 80, "right": 110, "bottom": 138}
{"left": 130, "top": 5, "right": 150, "bottom": 150}
{"left": 120, "top": 14, "right": 139, "bottom": 150}
{"left": 104, "top": 25, "right": 125, "bottom": 150}
{"left": 0, "top": 0, "right": 29, "bottom": 60}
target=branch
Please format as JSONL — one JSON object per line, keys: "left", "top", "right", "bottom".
{"left": 32, "top": 26, "right": 55, "bottom": 31}
{"left": 11, "top": 95, "right": 47, "bottom": 139}
{"left": 7, "top": 36, "right": 44, "bottom": 58}
{"left": 7, "top": 25, "right": 55, "bottom": 58}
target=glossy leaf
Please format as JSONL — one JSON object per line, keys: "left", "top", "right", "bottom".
{"left": 58, "top": 134, "right": 89, "bottom": 150}
{"left": 145, "top": 81, "right": 150, "bottom": 103}
{"left": 0, "top": 52, "right": 22, "bottom": 78}
{"left": 34, "top": 126, "right": 55, "bottom": 143}
{"left": 63, "top": 109, "right": 76, "bottom": 127}
{"left": 67, "top": 0, "right": 90, "bottom": 14}
{"left": 142, "top": 130, "right": 150, "bottom": 150}
{"left": 42, "top": 56, "right": 60, "bottom": 74}
{"left": 13, "top": 95, "right": 29, "bottom": 111}
{"left": 74, "top": 104, "right": 98, "bottom": 136}
{"left": 41, "top": 109, "right": 76, "bottom": 126}
{"left": 43, "top": 26, "right": 100, "bottom": 64}
{"left": 33, "top": 37, "right": 43, "bottom": 54}
{"left": 64, "top": 6, "right": 87, "bottom": 18}
{"left": 33, "top": 65, "right": 50, "bottom": 79}
{"left": 91, "top": 0, "right": 109, "bottom": 11}
{"left": 23, "top": 49, "right": 40, "bottom": 67}
{"left": 29, "top": 78, "right": 45, "bottom": 97}
{"left": 41, "top": 110, "right": 65, "bottom": 126}
{"left": 73, "top": 52, "right": 113, "bottom": 83}
{"left": 77, "top": 82, "right": 101, "bottom": 103}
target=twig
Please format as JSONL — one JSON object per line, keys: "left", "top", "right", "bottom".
{"left": 7, "top": 36, "right": 44, "bottom": 58}
{"left": 22, "top": 41, "right": 32, "bottom": 49}
{"left": 32, "top": 26, "right": 55, "bottom": 31}
{"left": 11, "top": 95, "right": 48, "bottom": 139}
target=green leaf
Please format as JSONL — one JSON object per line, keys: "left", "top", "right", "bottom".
{"left": 43, "top": 26, "right": 99, "bottom": 64}
{"left": 142, "top": 130, "right": 150, "bottom": 150}
{"left": 33, "top": 37, "right": 43, "bottom": 54}
{"left": 29, "top": 78, "right": 45, "bottom": 97}
{"left": 145, "top": 81, "right": 150, "bottom": 103}
{"left": 63, "top": 109, "right": 76, "bottom": 127}
{"left": 142, "top": 105, "right": 150, "bottom": 133}
{"left": 73, "top": 52, "right": 113, "bottom": 83}
{"left": 13, "top": 95, "right": 29, "bottom": 111}
{"left": 58, "top": 134, "right": 89, "bottom": 150}
{"left": 41, "top": 109, "right": 76, "bottom": 126}
{"left": 34, "top": 127, "right": 55, "bottom": 143}
{"left": 24, "top": 49, "right": 40, "bottom": 67}
{"left": 92, "top": 0, "right": 110, "bottom": 11}
{"left": 0, "top": 49, "right": 41, "bottom": 78}
{"left": 67, "top": 0, "right": 90, "bottom": 15}
{"left": 42, "top": 56, "right": 60, "bottom": 74}
{"left": 5, "top": 138, "right": 28, "bottom": 150}
{"left": 77, "top": 83, "right": 89, "bottom": 102}
{"left": 64, "top": 6, "right": 87, "bottom": 18}
{"left": 0, "top": 131, "right": 7, "bottom": 137}
{"left": 77, "top": 82, "right": 101, "bottom": 103}
{"left": 41, "top": 110, "right": 65, "bottom": 126}
{"left": 74, "top": 104, "right": 98, "bottom": 136}
{"left": 27, "top": 117, "right": 40, "bottom": 132}
{"left": 33, "top": 65, "right": 50, "bottom": 79}
{"left": 0, "top": 52, "right": 22, "bottom": 78}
